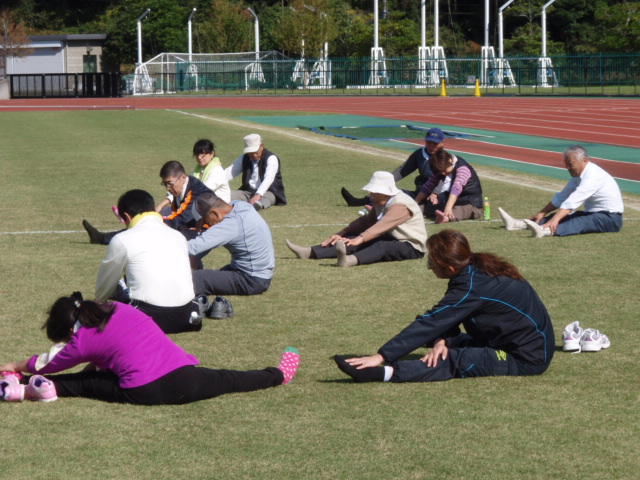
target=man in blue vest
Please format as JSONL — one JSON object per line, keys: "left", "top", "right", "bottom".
{"left": 224, "top": 134, "right": 286, "bottom": 211}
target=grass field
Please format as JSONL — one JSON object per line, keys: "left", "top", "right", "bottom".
{"left": 0, "top": 107, "right": 638, "bottom": 480}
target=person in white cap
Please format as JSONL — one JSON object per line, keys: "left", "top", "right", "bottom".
{"left": 224, "top": 134, "right": 286, "bottom": 210}
{"left": 285, "top": 172, "right": 427, "bottom": 267}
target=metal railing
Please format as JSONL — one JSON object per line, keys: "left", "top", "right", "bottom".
{"left": 9, "top": 72, "right": 122, "bottom": 98}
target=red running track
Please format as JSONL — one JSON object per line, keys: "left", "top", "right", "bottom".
{"left": 403, "top": 137, "right": 640, "bottom": 182}
{"left": 2, "top": 96, "right": 639, "bottom": 148}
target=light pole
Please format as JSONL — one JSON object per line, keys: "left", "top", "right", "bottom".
{"left": 247, "top": 8, "right": 264, "bottom": 83}
{"left": 188, "top": 8, "right": 196, "bottom": 62}
{"left": 498, "top": 0, "right": 517, "bottom": 87}
{"left": 540, "top": 0, "right": 557, "bottom": 87}
{"left": 541, "top": 0, "right": 556, "bottom": 58}
{"left": 499, "top": 0, "right": 515, "bottom": 58}
{"left": 247, "top": 7, "right": 260, "bottom": 62}
{"left": 137, "top": 8, "right": 150, "bottom": 66}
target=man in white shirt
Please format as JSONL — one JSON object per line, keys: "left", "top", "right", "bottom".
{"left": 94, "top": 189, "right": 207, "bottom": 333}
{"left": 498, "top": 146, "right": 624, "bottom": 237}
{"left": 224, "top": 134, "right": 286, "bottom": 210}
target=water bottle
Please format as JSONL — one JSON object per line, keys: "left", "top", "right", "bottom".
{"left": 483, "top": 196, "right": 491, "bottom": 221}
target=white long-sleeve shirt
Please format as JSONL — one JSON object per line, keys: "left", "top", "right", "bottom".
{"left": 225, "top": 154, "right": 279, "bottom": 197}
{"left": 200, "top": 163, "right": 231, "bottom": 202}
{"left": 95, "top": 213, "right": 195, "bottom": 307}
{"left": 552, "top": 162, "right": 624, "bottom": 213}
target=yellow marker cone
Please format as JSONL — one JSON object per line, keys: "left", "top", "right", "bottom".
{"left": 440, "top": 78, "right": 447, "bottom": 97}
{"left": 474, "top": 78, "right": 481, "bottom": 97}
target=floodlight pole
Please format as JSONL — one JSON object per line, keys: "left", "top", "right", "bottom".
{"left": 421, "top": 0, "right": 426, "bottom": 51}
{"left": 484, "top": 0, "right": 489, "bottom": 49}
{"left": 373, "top": 0, "right": 379, "bottom": 55}
{"left": 247, "top": 8, "right": 260, "bottom": 62}
{"left": 434, "top": 0, "right": 439, "bottom": 48}
{"left": 541, "top": 0, "right": 556, "bottom": 57}
{"left": 137, "top": 9, "right": 150, "bottom": 66}
{"left": 188, "top": 8, "right": 196, "bottom": 62}
{"left": 499, "top": 0, "right": 515, "bottom": 58}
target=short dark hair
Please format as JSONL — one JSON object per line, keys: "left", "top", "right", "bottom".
{"left": 429, "top": 149, "right": 453, "bottom": 174}
{"left": 117, "top": 189, "right": 155, "bottom": 219}
{"left": 43, "top": 293, "right": 116, "bottom": 343}
{"left": 160, "top": 161, "right": 186, "bottom": 179}
{"left": 193, "top": 139, "right": 215, "bottom": 156}
{"left": 194, "top": 192, "right": 228, "bottom": 218}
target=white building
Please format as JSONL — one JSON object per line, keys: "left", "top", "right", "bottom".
{"left": 6, "top": 34, "right": 107, "bottom": 75}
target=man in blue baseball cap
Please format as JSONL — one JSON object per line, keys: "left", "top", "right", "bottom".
{"left": 340, "top": 127, "right": 445, "bottom": 213}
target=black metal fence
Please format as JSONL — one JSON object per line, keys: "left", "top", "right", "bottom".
{"left": 9, "top": 72, "right": 122, "bottom": 98}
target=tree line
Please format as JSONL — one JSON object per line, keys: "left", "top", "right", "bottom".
{"left": 2, "top": 0, "right": 639, "bottom": 71}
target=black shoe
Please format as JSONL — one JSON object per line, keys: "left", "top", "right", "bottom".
{"left": 334, "top": 355, "right": 385, "bottom": 383}
{"left": 206, "top": 296, "right": 234, "bottom": 319}
{"left": 340, "top": 187, "right": 368, "bottom": 207}
{"left": 82, "top": 220, "right": 105, "bottom": 245}
{"left": 190, "top": 294, "right": 210, "bottom": 326}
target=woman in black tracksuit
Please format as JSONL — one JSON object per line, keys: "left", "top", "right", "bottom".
{"left": 335, "top": 229, "right": 554, "bottom": 383}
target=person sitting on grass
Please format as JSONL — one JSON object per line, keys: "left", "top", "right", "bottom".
{"left": 224, "top": 134, "right": 286, "bottom": 211}
{"left": 155, "top": 139, "right": 231, "bottom": 215}
{"left": 285, "top": 171, "right": 427, "bottom": 268}
{"left": 340, "top": 127, "right": 444, "bottom": 209}
{"left": 93, "top": 189, "right": 215, "bottom": 334}
{"left": 498, "top": 145, "right": 624, "bottom": 238}
{"left": 413, "top": 149, "right": 483, "bottom": 224}
{"left": 187, "top": 192, "right": 275, "bottom": 300}
{"left": 83, "top": 161, "right": 213, "bottom": 245}
{"left": 335, "top": 229, "right": 554, "bottom": 384}
{"left": 0, "top": 293, "right": 300, "bottom": 405}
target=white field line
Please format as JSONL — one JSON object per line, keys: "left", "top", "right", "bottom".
{"left": 2, "top": 218, "right": 640, "bottom": 236}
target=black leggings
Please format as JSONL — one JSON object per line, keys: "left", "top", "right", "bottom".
{"left": 132, "top": 300, "right": 202, "bottom": 335}
{"left": 46, "top": 365, "right": 284, "bottom": 405}
{"left": 311, "top": 235, "right": 424, "bottom": 265}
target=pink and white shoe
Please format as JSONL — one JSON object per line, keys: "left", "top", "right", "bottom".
{"left": 25, "top": 375, "right": 58, "bottom": 402}
{"left": 1, "top": 371, "right": 23, "bottom": 383}
{"left": 278, "top": 347, "right": 300, "bottom": 385}
{"left": 1, "top": 374, "right": 25, "bottom": 402}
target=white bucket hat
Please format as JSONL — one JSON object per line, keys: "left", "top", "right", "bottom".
{"left": 362, "top": 171, "right": 400, "bottom": 196}
{"left": 243, "top": 134, "right": 262, "bottom": 153}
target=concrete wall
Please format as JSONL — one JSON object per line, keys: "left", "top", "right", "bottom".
{"left": 66, "top": 43, "right": 104, "bottom": 73}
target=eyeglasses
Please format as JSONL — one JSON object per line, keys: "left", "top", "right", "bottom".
{"left": 161, "top": 176, "right": 183, "bottom": 188}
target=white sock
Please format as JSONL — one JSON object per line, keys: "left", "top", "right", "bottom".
{"left": 383, "top": 366, "right": 393, "bottom": 382}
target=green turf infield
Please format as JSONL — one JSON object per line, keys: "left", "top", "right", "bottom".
{"left": 0, "top": 108, "right": 638, "bottom": 480}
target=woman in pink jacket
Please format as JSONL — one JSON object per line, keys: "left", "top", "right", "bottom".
{"left": 1, "top": 294, "right": 299, "bottom": 405}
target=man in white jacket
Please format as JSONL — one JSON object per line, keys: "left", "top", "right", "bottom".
{"left": 94, "top": 189, "right": 208, "bottom": 333}
{"left": 499, "top": 146, "right": 624, "bottom": 237}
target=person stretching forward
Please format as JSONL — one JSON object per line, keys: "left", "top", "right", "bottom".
{"left": 286, "top": 171, "right": 427, "bottom": 268}
{"left": 498, "top": 145, "right": 623, "bottom": 237}
{"left": 0, "top": 294, "right": 300, "bottom": 405}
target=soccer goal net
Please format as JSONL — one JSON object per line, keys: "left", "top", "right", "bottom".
{"left": 132, "top": 51, "right": 289, "bottom": 94}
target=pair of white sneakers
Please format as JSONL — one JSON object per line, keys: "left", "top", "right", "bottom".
{"left": 563, "top": 321, "right": 611, "bottom": 353}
